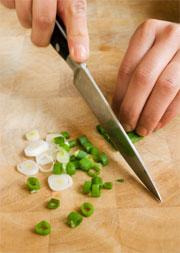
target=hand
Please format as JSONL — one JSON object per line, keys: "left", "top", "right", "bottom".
{"left": 1, "top": 0, "right": 89, "bottom": 62}
{"left": 112, "top": 19, "right": 180, "bottom": 136}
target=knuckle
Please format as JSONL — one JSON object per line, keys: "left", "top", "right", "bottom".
{"left": 34, "top": 15, "right": 55, "bottom": 28}
{"left": 69, "top": 0, "right": 87, "bottom": 16}
{"left": 139, "top": 19, "right": 157, "bottom": 35}
{"left": 133, "top": 68, "right": 153, "bottom": 87}
{"left": 118, "top": 64, "right": 132, "bottom": 80}
{"left": 158, "top": 78, "right": 177, "bottom": 93}
{"left": 165, "top": 24, "right": 180, "bottom": 39}
{"left": 119, "top": 105, "right": 136, "bottom": 124}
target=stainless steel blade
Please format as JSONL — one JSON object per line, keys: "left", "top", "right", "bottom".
{"left": 68, "top": 58, "right": 162, "bottom": 201}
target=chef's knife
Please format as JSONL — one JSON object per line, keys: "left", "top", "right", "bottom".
{"left": 50, "top": 16, "right": 162, "bottom": 201}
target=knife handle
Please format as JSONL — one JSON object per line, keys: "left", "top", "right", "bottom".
{"left": 50, "top": 16, "right": 69, "bottom": 61}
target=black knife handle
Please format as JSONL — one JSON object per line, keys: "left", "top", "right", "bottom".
{"left": 50, "top": 16, "right": 69, "bottom": 61}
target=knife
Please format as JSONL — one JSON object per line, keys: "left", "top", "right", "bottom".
{"left": 50, "top": 16, "right": 162, "bottom": 202}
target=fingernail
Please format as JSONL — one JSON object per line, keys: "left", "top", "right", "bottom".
{"left": 136, "top": 126, "right": 147, "bottom": 136}
{"left": 71, "top": 45, "right": 87, "bottom": 61}
{"left": 156, "top": 122, "right": 162, "bottom": 130}
{"left": 122, "top": 123, "right": 132, "bottom": 132}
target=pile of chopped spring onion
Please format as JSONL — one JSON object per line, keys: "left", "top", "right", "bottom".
{"left": 16, "top": 127, "right": 134, "bottom": 233}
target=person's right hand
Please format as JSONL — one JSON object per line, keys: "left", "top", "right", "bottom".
{"left": 1, "top": 0, "right": 89, "bottom": 63}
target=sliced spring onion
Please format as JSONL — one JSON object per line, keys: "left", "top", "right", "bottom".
{"left": 56, "top": 147, "right": 70, "bottom": 163}
{"left": 68, "top": 140, "right": 76, "bottom": 148}
{"left": 77, "top": 136, "right": 88, "bottom": 146}
{"left": 27, "top": 177, "right": 40, "bottom": 192}
{"left": 59, "top": 143, "right": 70, "bottom": 152}
{"left": 127, "top": 131, "right": 144, "bottom": 143}
{"left": 24, "top": 140, "right": 49, "bottom": 157}
{"left": 103, "top": 182, "right": 113, "bottom": 189}
{"left": 96, "top": 124, "right": 118, "bottom": 150}
{"left": 116, "top": 179, "right": 124, "bottom": 183}
{"left": 46, "top": 134, "right": 64, "bottom": 144}
{"left": 81, "top": 202, "right": 94, "bottom": 217}
{"left": 73, "top": 160, "right": 79, "bottom": 169}
{"left": 47, "top": 198, "right": 60, "bottom": 209}
{"left": 53, "top": 163, "right": 63, "bottom": 175}
{"left": 91, "top": 176, "right": 103, "bottom": 189}
{"left": 26, "top": 129, "right": 40, "bottom": 142}
{"left": 91, "top": 184, "right": 101, "bottom": 197}
{"left": 93, "top": 162, "right": 103, "bottom": 170}
{"left": 66, "top": 162, "right": 76, "bottom": 175}
{"left": 98, "top": 152, "right": 109, "bottom": 166}
{"left": 35, "top": 220, "right": 50, "bottom": 235}
{"left": 79, "top": 158, "right": 93, "bottom": 171}
{"left": 70, "top": 155, "right": 77, "bottom": 162}
{"left": 54, "top": 136, "right": 65, "bottom": 145}
{"left": 48, "top": 174, "right": 73, "bottom": 191}
{"left": 17, "top": 160, "right": 39, "bottom": 176}
{"left": 61, "top": 131, "right": 70, "bottom": 139}
{"left": 87, "top": 165, "right": 100, "bottom": 177}
{"left": 90, "top": 146, "right": 99, "bottom": 156}
{"left": 74, "top": 150, "right": 87, "bottom": 159}
{"left": 83, "top": 181, "right": 92, "bottom": 194}
{"left": 96, "top": 124, "right": 105, "bottom": 135}
{"left": 36, "top": 152, "right": 53, "bottom": 165}
{"left": 67, "top": 212, "right": 83, "bottom": 228}
{"left": 82, "top": 141, "right": 93, "bottom": 153}
{"left": 38, "top": 161, "right": 54, "bottom": 173}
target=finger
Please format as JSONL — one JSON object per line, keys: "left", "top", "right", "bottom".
{"left": 136, "top": 50, "right": 180, "bottom": 136}
{"left": 31, "top": 0, "right": 57, "bottom": 47}
{"left": 156, "top": 91, "right": 180, "bottom": 130}
{"left": 60, "top": 0, "right": 89, "bottom": 62}
{"left": 15, "top": 0, "right": 32, "bottom": 28}
{"left": 119, "top": 24, "right": 180, "bottom": 132}
{"left": 1, "top": 0, "right": 15, "bottom": 8}
{"left": 112, "top": 19, "right": 160, "bottom": 115}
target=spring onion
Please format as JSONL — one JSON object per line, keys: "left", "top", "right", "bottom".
{"left": 79, "top": 158, "right": 93, "bottom": 171}
{"left": 56, "top": 147, "right": 70, "bottom": 163}
{"left": 47, "top": 198, "right": 60, "bottom": 209}
{"left": 91, "top": 176, "right": 103, "bottom": 189}
{"left": 36, "top": 152, "right": 53, "bottom": 165}
{"left": 127, "top": 131, "right": 144, "bottom": 143}
{"left": 27, "top": 177, "right": 40, "bottom": 192}
{"left": 70, "top": 155, "right": 77, "bottom": 162}
{"left": 74, "top": 150, "right": 87, "bottom": 159}
{"left": 61, "top": 131, "right": 70, "bottom": 139}
{"left": 116, "top": 179, "right": 124, "bottom": 183}
{"left": 83, "top": 181, "right": 92, "bottom": 194}
{"left": 96, "top": 124, "right": 105, "bottom": 135}
{"left": 53, "top": 163, "right": 63, "bottom": 175}
{"left": 48, "top": 174, "right": 73, "bottom": 191}
{"left": 35, "top": 220, "right": 50, "bottom": 235}
{"left": 59, "top": 143, "right": 70, "bottom": 152}
{"left": 26, "top": 129, "right": 40, "bottom": 142}
{"left": 54, "top": 136, "right": 65, "bottom": 145}
{"left": 72, "top": 160, "right": 79, "bottom": 169}
{"left": 82, "top": 141, "right": 93, "bottom": 153}
{"left": 81, "top": 202, "right": 94, "bottom": 217}
{"left": 88, "top": 165, "right": 100, "bottom": 177}
{"left": 103, "top": 182, "right": 113, "bottom": 189}
{"left": 67, "top": 212, "right": 83, "bottom": 228}
{"left": 17, "top": 160, "right": 39, "bottom": 176}
{"left": 90, "top": 147, "right": 99, "bottom": 156}
{"left": 77, "top": 136, "right": 88, "bottom": 146}
{"left": 68, "top": 140, "right": 76, "bottom": 148}
{"left": 96, "top": 124, "right": 118, "bottom": 150}
{"left": 98, "top": 152, "right": 109, "bottom": 166}
{"left": 24, "top": 140, "right": 49, "bottom": 157}
{"left": 66, "top": 162, "right": 76, "bottom": 175}
{"left": 91, "top": 184, "right": 101, "bottom": 197}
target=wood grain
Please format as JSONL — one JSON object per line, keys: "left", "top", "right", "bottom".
{"left": 0, "top": 1, "right": 179, "bottom": 252}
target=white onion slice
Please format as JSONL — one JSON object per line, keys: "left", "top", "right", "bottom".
{"left": 46, "top": 134, "right": 64, "bottom": 144}
{"left": 17, "top": 160, "right": 39, "bottom": 176}
{"left": 25, "top": 129, "right": 40, "bottom": 142}
{"left": 48, "top": 174, "right": 73, "bottom": 191}
{"left": 38, "top": 161, "right": 54, "bottom": 173}
{"left": 36, "top": 152, "right": 53, "bottom": 165}
{"left": 56, "top": 147, "right": 70, "bottom": 163}
{"left": 24, "top": 140, "right": 49, "bottom": 157}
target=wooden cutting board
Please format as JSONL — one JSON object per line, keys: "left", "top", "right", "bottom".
{"left": 0, "top": 1, "right": 179, "bottom": 252}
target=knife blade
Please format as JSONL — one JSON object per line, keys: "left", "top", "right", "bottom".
{"left": 50, "top": 16, "right": 162, "bottom": 201}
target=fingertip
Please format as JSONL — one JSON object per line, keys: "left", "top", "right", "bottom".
{"left": 70, "top": 44, "right": 89, "bottom": 62}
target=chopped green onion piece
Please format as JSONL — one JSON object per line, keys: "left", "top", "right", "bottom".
{"left": 67, "top": 212, "right": 83, "bottom": 228}
{"left": 91, "top": 184, "right": 101, "bottom": 197}
{"left": 68, "top": 140, "right": 76, "bottom": 148}
{"left": 47, "top": 198, "right": 60, "bottom": 209}
{"left": 98, "top": 152, "right": 109, "bottom": 166}
{"left": 116, "top": 179, "right": 124, "bottom": 183}
{"left": 91, "top": 176, "right": 103, "bottom": 189}
{"left": 77, "top": 136, "right": 88, "bottom": 146}
{"left": 127, "top": 131, "right": 144, "bottom": 143}
{"left": 96, "top": 124, "right": 105, "bottom": 135}
{"left": 54, "top": 136, "right": 65, "bottom": 145}
{"left": 70, "top": 155, "right": 77, "bottom": 162}
{"left": 61, "top": 131, "right": 70, "bottom": 139}
{"left": 74, "top": 150, "right": 87, "bottom": 159}
{"left": 53, "top": 163, "right": 63, "bottom": 175}
{"left": 88, "top": 165, "right": 100, "bottom": 177}
{"left": 82, "top": 141, "right": 93, "bottom": 153}
{"left": 27, "top": 177, "right": 40, "bottom": 191}
{"left": 35, "top": 220, "right": 50, "bottom": 235}
{"left": 93, "top": 162, "right": 103, "bottom": 169}
{"left": 73, "top": 160, "right": 79, "bottom": 169}
{"left": 81, "top": 202, "right": 94, "bottom": 217}
{"left": 83, "top": 181, "right": 92, "bottom": 194}
{"left": 59, "top": 143, "right": 70, "bottom": 152}
{"left": 66, "top": 162, "right": 76, "bottom": 175}
{"left": 103, "top": 182, "right": 113, "bottom": 189}
{"left": 90, "top": 146, "right": 99, "bottom": 156}
{"left": 79, "top": 158, "right": 93, "bottom": 171}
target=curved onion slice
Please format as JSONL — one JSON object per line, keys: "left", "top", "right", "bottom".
{"left": 36, "top": 152, "right": 53, "bottom": 165}
{"left": 24, "top": 140, "right": 49, "bottom": 157}
{"left": 26, "top": 129, "right": 40, "bottom": 142}
{"left": 48, "top": 174, "right": 73, "bottom": 191}
{"left": 38, "top": 161, "right": 54, "bottom": 173}
{"left": 17, "top": 160, "right": 39, "bottom": 176}
{"left": 56, "top": 147, "right": 70, "bottom": 163}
